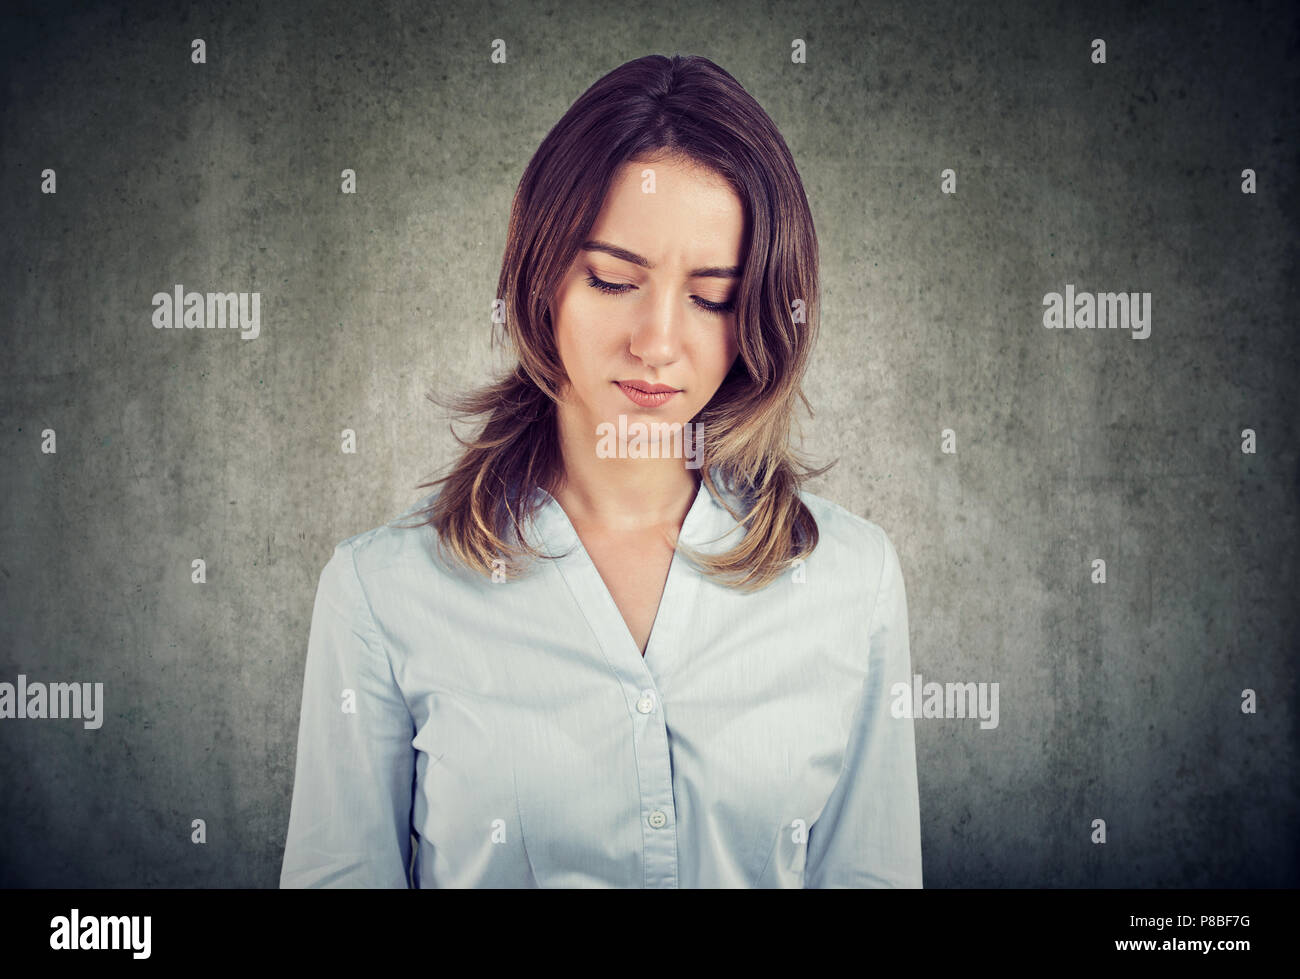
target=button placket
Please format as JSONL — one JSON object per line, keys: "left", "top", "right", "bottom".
{"left": 527, "top": 485, "right": 735, "bottom": 889}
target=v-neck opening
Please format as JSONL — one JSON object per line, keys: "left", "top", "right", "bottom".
{"left": 527, "top": 478, "right": 715, "bottom": 673}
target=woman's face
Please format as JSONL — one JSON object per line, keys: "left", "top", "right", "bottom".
{"left": 550, "top": 154, "right": 743, "bottom": 450}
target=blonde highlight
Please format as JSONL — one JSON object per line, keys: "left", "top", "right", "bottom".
{"left": 396, "top": 53, "right": 834, "bottom": 592}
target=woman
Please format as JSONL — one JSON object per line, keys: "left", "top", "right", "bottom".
{"left": 280, "top": 53, "right": 921, "bottom": 888}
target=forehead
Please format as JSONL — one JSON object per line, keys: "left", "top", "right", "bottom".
{"left": 588, "top": 157, "right": 745, "bottom": 263}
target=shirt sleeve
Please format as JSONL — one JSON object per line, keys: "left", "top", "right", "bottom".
{"left": 803, "top": 527, "right": 923, "bottom": 887}
{"left": 280, "top": 541, "right": 417, "bottom": 888}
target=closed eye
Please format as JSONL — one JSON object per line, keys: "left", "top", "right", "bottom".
{"left": 585, "top": 272, "right": 735, "bottom": 315}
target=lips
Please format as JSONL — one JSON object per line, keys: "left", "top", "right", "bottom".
{"left": 618, "top": 380, "right": 679, "bottom": 393}
{"left": 615, "top": 380, "right": 681, "bottom": 408}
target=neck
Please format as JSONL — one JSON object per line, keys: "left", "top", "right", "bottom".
{"left": 551, "top": 404, "right": 700, "bottom": 532}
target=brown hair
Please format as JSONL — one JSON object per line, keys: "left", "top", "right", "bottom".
{"left": 399, "top": 53, "right": 831, "bottom": 591}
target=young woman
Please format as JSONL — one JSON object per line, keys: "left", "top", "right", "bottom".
{"left": 281, "top": 53, "right": 921, "bottom": 888}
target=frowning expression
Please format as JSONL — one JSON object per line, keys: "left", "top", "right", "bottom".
{"left": 551, "top": 153, "right": 744, "bottom": 435}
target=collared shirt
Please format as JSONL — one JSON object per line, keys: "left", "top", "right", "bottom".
{"left": 280, "top": 473, "right": 922, "bottom": 888}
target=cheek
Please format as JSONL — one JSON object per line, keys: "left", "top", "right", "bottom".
{"left": 553, "top": 288, "right": 585, "bottom": 350}
{"left": 556, "top": 304, "right": 617, "bottom": 384}
{"left": 726, "top": 324, "right": 741, "bottom": 366}
{"left": 702, "top": 323, "right": 741, "bottom": 377}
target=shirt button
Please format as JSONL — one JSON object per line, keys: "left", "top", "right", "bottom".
{"left": 636, "top": 692, "right": 655, "bottom": 714}
{"left": 648, "top": 810, "right": 667, "bottom": 829}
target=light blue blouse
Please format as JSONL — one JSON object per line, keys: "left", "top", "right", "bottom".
{"left": 280, "top": 473, "right": 922, "bottom": 887}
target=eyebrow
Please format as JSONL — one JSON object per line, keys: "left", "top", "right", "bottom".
{"left": 581, "top": 239, "right": 742, "bottom": 279}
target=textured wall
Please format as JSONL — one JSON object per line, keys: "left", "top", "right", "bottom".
{"left": 1, "top": 0, "right": 1296, "bottom": 887}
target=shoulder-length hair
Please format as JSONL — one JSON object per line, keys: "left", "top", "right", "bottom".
{"left": 400, "top": 53, "right": 831, "bottom": 592}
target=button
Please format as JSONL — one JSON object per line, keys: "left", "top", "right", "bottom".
{"left": 636, "top": 691, "right": 655, "bottom": 714}
{"left": 648, "top": 810, "right": 667, "bottom": 829}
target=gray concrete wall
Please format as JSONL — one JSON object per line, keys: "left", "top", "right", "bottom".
{"left": 1, "top": 0, "right": 1296, "bottom": 886}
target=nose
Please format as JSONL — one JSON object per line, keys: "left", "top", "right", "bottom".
{"left": 627, "top": 284, "right": 684, "bottom": 369}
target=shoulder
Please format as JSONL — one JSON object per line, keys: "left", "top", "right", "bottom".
{"left": 796, "top": 488, "right": 895, "bottom": 554}
{"left": 796, "top": 488, "right": 905, "bottom": 594}
{"left": 324, "top": 489, "right": 449, "bottom": 587}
